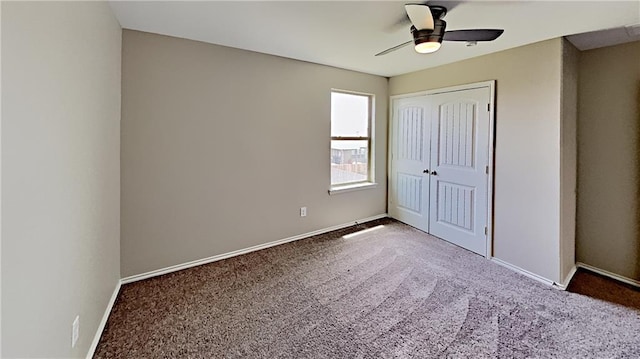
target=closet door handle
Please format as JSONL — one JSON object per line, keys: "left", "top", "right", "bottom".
{"left": 423, "top": 169, "right": 429, "bottom": 174}
{"left": 431, "top": 171, "right": 438, "bottom": 176}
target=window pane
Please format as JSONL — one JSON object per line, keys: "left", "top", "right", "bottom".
{"left": 331, "top": 140, "right": 368, "bottom": 185}
{"left": 331, "top": 92, "right": 369, "bottom": 137}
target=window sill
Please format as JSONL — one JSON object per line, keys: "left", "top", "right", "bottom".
{"left": 328, "top": 182, "right": 378, "bottom": 195}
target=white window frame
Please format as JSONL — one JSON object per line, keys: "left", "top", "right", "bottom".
{"left": 329, "top": 89, "right": 377, "bottom": 195}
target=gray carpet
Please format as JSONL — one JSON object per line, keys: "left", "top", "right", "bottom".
{"left": 95, "top": 218, "right": 640, "bottom": 358}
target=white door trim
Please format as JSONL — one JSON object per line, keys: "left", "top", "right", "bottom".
{"left": 389, "top": 80, "right": 496, "bottom": 258}
{"left": 390, "top": 80, "right": 496, "bottom": 100}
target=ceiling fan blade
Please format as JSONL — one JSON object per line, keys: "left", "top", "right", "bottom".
{"left": 375, "top": 40, "right": 413, "bottom": 56}
{"left": 443, "top": 29, "right": 504, "bottom": 42}
{"left": 405, "top": 4, "right": 434, "bottom": 30}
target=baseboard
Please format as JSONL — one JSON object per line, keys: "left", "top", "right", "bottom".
{"left": 86, "top": 280, "right": 121, "bottom": 359}
{"left": 121, "top": 213, "right": 388, "bottom": 284}
{"left": 491, "top": 257, "right": 555, "bottom": 287}
{"left": 553, "top": 265, "right": 577, "bottom": 290}
{"left": 576, "top": 262, "right": 640, "bottom": 288}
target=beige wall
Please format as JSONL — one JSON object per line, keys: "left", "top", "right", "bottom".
{"left": 560, "top": 39, "right": 579, "bottom": 283}
{"left": 577, "top": 41, "right": 640, "bottom": 280}
{"left": 390, "top": 39, "right": 565, "bottom": 282}
{"left": 1, "top": 2, "right": 121, "bottom": 358}
{"left": 120, "top": 30, "right": 388, "bottom": 277}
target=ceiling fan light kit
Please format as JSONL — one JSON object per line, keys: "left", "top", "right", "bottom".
{"left": 376, "top": 4, "right": 504, "bottom": 57}
{"left": 412, "top": 27, "right": 443, "bottom": 54}
{"left": 411, "top": 17, "right": 446, "bottom": 54}
{"left": 415, "top": 40, "right": 441, "bottom": 54}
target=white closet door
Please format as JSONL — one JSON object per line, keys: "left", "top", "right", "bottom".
{"left": 428, "top": 87, "right": 490, "bottom": 256}
{"left": 389, "top": 97, "right": 430, "bottom": 233}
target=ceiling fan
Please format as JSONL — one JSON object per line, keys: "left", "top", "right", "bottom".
{"left": 375, "top": 4, "right": 504, "bottom": 56}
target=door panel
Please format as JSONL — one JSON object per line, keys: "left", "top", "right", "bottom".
{"left": 389, "top": 97, "right": 430, "bottom": 232}
{"left": 436, "top": 181, "right": 474, "bottom": 232}
{"left": 429, "top": 88, "right": 490, "bottom": 255}
{"left": 439, "top": 101, "right": 475, "bottom": 168}
{"left": 396, "top": 173, "right": 423, "bottom": 214}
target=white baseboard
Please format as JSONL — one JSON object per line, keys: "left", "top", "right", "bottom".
{"left": 576, "top": 262, "right": 640, "bottom": 288}
{"left": 121, "top": 214, "right": 388, "bottom": 284}
{"left": 554, "top": 265, "right": 577, "bottom": 290}
{"left": 491, "top": 257, "right": 555, "bottom": 287}
{"left": 86, "top": 280, "right": 121, "bottom": 359}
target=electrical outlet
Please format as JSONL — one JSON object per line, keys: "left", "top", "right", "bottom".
{"left": 72, "top": 315, "right": 79, "bottom": 348}
{"left": 300, "top": 207, "right": 307, "bottom": 217}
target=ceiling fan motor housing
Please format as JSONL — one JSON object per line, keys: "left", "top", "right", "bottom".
{"left": 412, "top": 19, "right": 446, "bottom": 46}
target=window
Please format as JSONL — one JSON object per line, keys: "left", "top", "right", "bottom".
{"left": 330, "top": 90, "right": 374, "bottom": 188}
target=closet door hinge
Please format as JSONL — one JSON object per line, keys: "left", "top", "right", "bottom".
{"left": 485, "top": 166, "right": 489, "bottom": 174}
{"left": 487, "top": 103, "right": 490, "bottom": 111}
{"left": 484, "top": 227, "right": 488, "bottom": 236}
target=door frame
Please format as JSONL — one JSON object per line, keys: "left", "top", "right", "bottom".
{"left": 388, "top": 80, "right": 496, "bottom": 258}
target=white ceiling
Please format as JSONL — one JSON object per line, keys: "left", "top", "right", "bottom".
{"left": 109, "top": 1, "right": 640, "bottom": 77}
{"left": 567, "top": 24, "right": 640, "bottom": 51}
